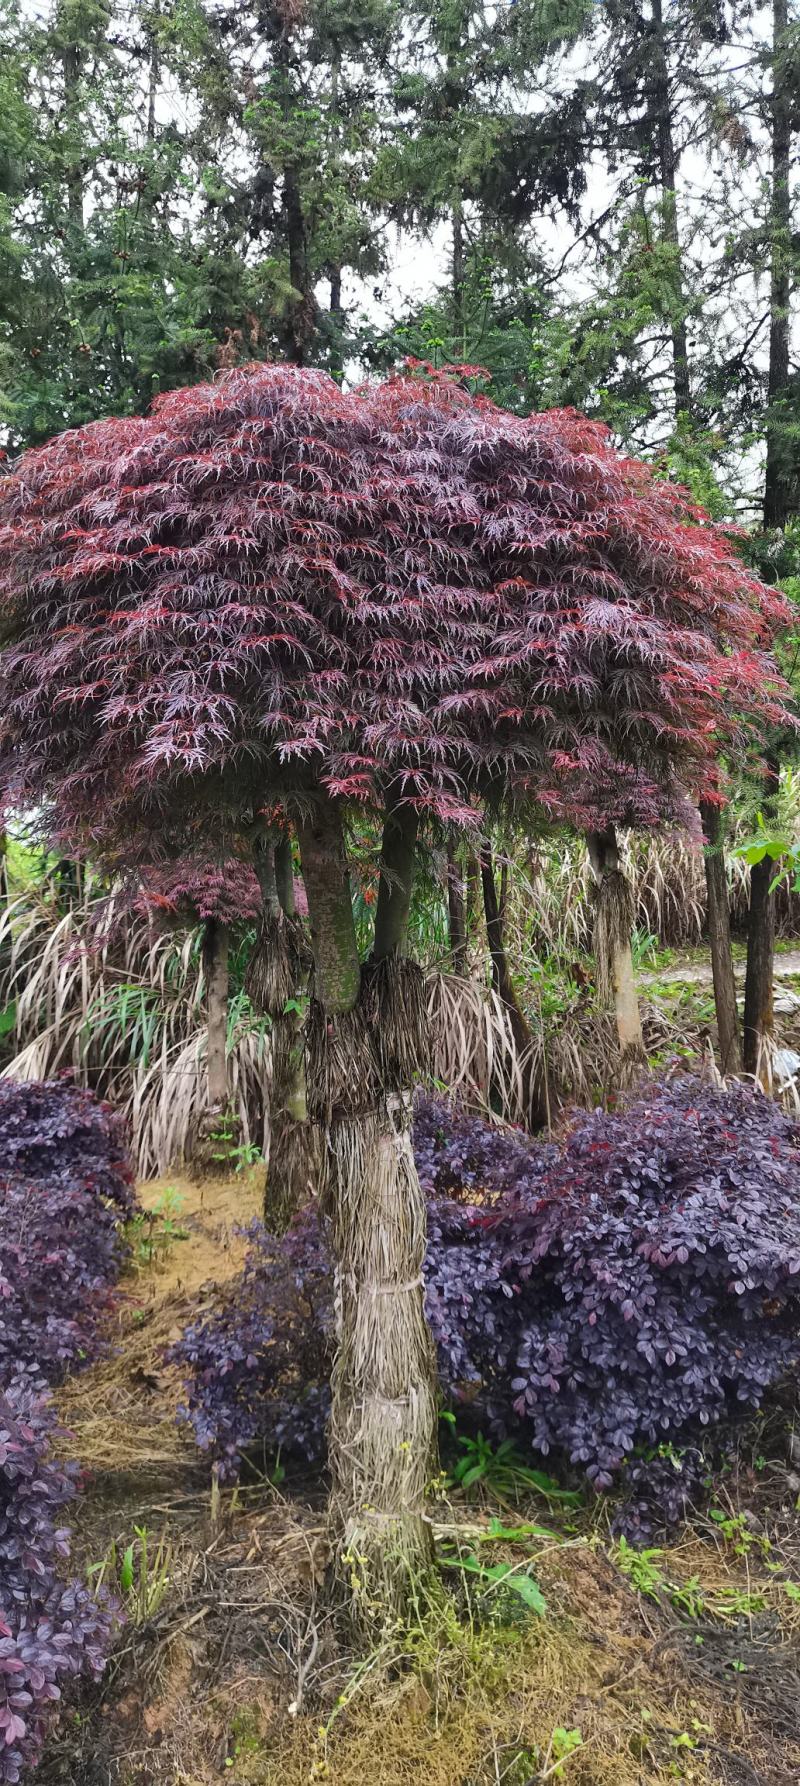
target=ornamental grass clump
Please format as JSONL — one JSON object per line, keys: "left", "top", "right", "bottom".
{"left": 174, "top": 1079, "right": 800, "bottom": 1536}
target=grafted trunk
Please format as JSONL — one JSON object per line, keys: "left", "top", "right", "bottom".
{"left": 587, "top": 827, "right": 644, "bottom": 1074}
{"left": 481, "top": 843, "right": 548, "bottom": 1128}
{"left": 298, "top": 790, "right": 436, "bottom": 1624}
{"left": 699, "top": 800, "right": 741, "bottom": 1076}
{"left": 203, "top": 916, "right": 230, "bottom": 1111}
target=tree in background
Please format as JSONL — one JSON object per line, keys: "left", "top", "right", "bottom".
{"left": 0, "top": 362, "right": 787, "bottom": 1619}
{"left": 136, "top": 857, "right": 262, "bottom": 1123}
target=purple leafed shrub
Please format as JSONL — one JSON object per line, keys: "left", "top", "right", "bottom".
{"left": 413, "top": 1093, "right": 553, "bottom": 1203}
{"left": 0, "top": 1080, "right": 135, "bottom": 1393}
{"left": 0, "top": 1387, "right": 113, "bottom": 1783}
{"left": 172, "top": 1079, "right": 800, "bottom": 1534}
{"left": 174, "top": 1218, "right": 333, "bottom": 1479}
{"left": 0, "top": 1081, "right": 133, "bottom": 1778}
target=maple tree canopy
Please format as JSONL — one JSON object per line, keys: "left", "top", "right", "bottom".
{"left": 0, "top": 362, "right": 789, "bottom": 851}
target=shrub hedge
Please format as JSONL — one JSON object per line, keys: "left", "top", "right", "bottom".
{"left": 173, "top": 1077, "right": 800, "bottom": 1536}
{"left": 0, "top": 1080, "right": 133, "bottom": 1780}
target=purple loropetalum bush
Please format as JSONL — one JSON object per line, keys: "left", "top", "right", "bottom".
{"left": 0, "top": 1080, "right": 132, "bottom": 1778}
{"left": 172, "top": 1078, "right": 800, "bottom": 1532}
{"left": 413, "top": 1093, "right": 554, "bottom": 1203}
{"left": 0, "top": 1079, "right": 135, "bottom": 1393}
{"left": 0, "top": 1387, "right": 114, "bottom": 1783}
{"left": 173, "top": 1215, "right": 334, "bottom": 1479}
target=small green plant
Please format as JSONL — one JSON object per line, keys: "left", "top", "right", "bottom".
{"left": 128, "top": 1187, "right": 189, "bottom": 1267}
{"left": 708, "top": 1506, "right": 769, "bottom": 1559}
{"left": 438, "top": 1547, "right": 548, "bottom": 1617}
{"left": 615, "top": 1540, "right": 706, "bottom": 1619}
{"left": 444, "top": 1426, "right": 579, "bottom": 1504}
{"left": 88, "top": 1524, "right": 172, "bottom": 1623}
{"left": 209, "top": 1113, "right": 261, "bottom": 1173}
{"left": 615, "top": 1538, "right": 666, "bottom": 1600}
{"left": 229, "top": 1139, "right": 263, "bottom": 1173}
{"left": 537, "top": 1725, "right": 583, "bottom": 1780}
{"left": 631, "top": 926, "right": 669, "bottom": 971}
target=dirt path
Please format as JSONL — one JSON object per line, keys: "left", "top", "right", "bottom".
{"left": 56, "top": 1167, "right": 263, "bottom": 1507}
{"left": 641, "top": 947, "right": 800, "bottom": 991}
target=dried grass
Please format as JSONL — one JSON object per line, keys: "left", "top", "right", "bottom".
{"left": 0, "top": 878, "right": 271, "bottom": 1177}
{"left": 524, "top": 827, "right": 800, "bottom": 957}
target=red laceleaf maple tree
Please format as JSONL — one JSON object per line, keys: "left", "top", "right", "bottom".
{"left": 0, "top": 361, "right": 789, "bottom": 1619}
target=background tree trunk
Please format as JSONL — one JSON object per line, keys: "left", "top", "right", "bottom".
{"left": 249, "top": 829, "right": 317, "bottom": 1231}
{"left": 203, "top": 916, "right": 230, "bottom": 1111}
{"left": 649, "top": 0, "right": 691, "bottom": 419}
{"left": 742, "top": 2, "right": 794, "bottom": 1080}
{"left": 699, "top": 799, "right": 741, "bottom": 1075}
{"left": 586, "top": 827, "right": 644, "bottom": 1073}
{"left": 743, "top": 757, "right": 780, "bottom": 1082}
{"left": 446, "top": 838, "right": 468, "bottom": 973}
{"left": 481, "top": 843, "right": 548, "bottom": 1128}
{"left": 297, "top": 791, "right": 436, "bottom": 1623}
{"left": 372, "top": 791, "right": 418, "bottom": 960}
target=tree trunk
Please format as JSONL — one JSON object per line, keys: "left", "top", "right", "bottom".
{"left": 249, "top": 829, "right": 317, "bottom": 1231}
{"left": 586, "top": 828, "right": 645, "bottom": 1073}
{"left": 446, "top": 838, "right": 468, "bottom": 973}
{"left": 372, "top": 789, "right": 418, "bottom": 960}
{"left": 297, "top": 790, "right": 436, "bottom": 1624}
{"left": 764, "top": 0, "right": 792, "bottom": 530}
{"left": 481, "top": 843, "right": 548, "bottom": 1127}
{"left": 649, "top": 0, "right": 691, "bottom": 420}
{"left": 742, "top": 2, "right": 793, "bottom": 1077}
{"left": 261, "top": 2, "right": 313, "bottom": 366}
{"left": 699, "top": 800, "right": 741, "bottom": 1076}
{"left": 275, "top": 830, "right": 295, "bottom": 916}
{"left": 743, "top": 853, "right": 777, "bottom": 1082}
{"left": 203, "top": 916, "right": 230, "bottom": 1110}
{"left": 60, "top": 28, "right": 84, "bottom": 234}
{"left": 743, "top": 754, "right": 780, "bottom": 1081}
{"left": 452, "top": 196, "right": 465, "bottom": 354}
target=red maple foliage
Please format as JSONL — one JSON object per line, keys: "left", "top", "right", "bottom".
{"left": 0, "top": 361, "right": 789, "bottom": 845}
{"left": 135, "top": 858, "right": 262, "bottom": 927}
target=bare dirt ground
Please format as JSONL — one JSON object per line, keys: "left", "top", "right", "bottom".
{"left": 37, "top": 1167, "right": 800, "bottom": 1786}
{"left": 640, "top": 949, "right": 800, "bottom": 991}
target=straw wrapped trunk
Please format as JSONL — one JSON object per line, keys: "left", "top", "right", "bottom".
{"left": 298, "top": 794, "right": 437, "bottom": 1624}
